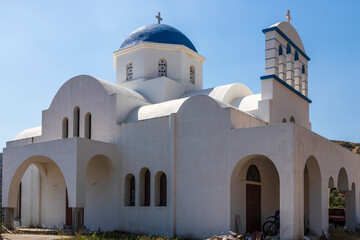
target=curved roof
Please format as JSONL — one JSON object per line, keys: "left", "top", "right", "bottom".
{"left": 269, "top": 21, "right": 305, "bottom": 53}
{"left": 14, "top": 126, "right": 42, "bottom": 140}
{"left": 120, "top": 24, "right": 197, "bottom": 53}
{"left": 181, "top": 83, "right": 253, "bottom": 104}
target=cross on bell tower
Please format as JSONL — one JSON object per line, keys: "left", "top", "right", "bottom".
{"left": 156, "top": 12, "right": 163, "bottom": 24}
{"left": 286, "top": 10, "right": 291, "bottom": 24}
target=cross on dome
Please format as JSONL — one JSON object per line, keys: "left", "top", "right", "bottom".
{"left": 156, "top": 12, "right": 163, "bottom": 24}
{"left": 286, "top": 10, "right": 291, "bottom": 24}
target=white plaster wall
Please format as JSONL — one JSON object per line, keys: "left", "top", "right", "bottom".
{"left": 115, "top": 44, "right": 204, "bottom": 89}
{"left": 41, "top": 75, "right": 118, "bottom": 143}
{"left": 39, "top": 161, "right": 66, "bottom": 228}
{"left": 117, "top": 116, "right": 173, "bottom": 236}
{"left": 21, "top": 164, "right": 40, "bottom": 227}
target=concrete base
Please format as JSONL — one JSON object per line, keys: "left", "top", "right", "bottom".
{"left": 72, "top": 207, "right": 84, "bottom": 232}
{"left": 4, "top": 208, "right": 15, "bottom": 230}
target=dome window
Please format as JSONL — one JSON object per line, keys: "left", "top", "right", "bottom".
{"left": 190, "top": 65, "right": 195, "bottom": 84}
{"left": 158, "top": 58, "right": 167, "bottom": 77}
{"left": 286, "top": 43, "right": 291, "bottom": 54}
{"left": 126, "top": 62, "right": 133, "bottom": 80}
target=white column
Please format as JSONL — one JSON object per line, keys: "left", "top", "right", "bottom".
{"left": 279, "top": 55, "right": 286, "bottom": 81}
{"left": 301, "top": 73, "right": 308, "bottom": 97}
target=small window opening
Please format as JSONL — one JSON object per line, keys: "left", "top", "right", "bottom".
{"left": 62, "top": 117, "right": 68, "bottom": 138}
{"left": 158, "top": 58, "right": 167, "bottom": 77}
{"left": 73, "top": 107, "right": 80, "bottom": 137}
{"left": 155, "top": 172, "right": 167, "bottom": 206}
{"left": 126, "top": 62, "right": 133, "bottom": 80}
{"left": 290, "top": 116, "right": 296, "bottom": 122}
{"left": 190, "top": 65, "right": 195, "bottom": 84}
{"left": 125, "top": 174, "right": 135, "bottom": 206}
{"left": 279, "top": 45, "right": 283, "bottom": 56}
{"left": 302, "top": 65, "right": 306, "bottom": 74}
{"left": 286, "top": 43, "right": 291, "bottom": 54}
{"left": 246, "top": 165, "right": 261, "bottom": 182}
{"left": 294, "top": 50, "right": 299, "bottom": 61}
{"left": 85, "top": 112, "right": 91, "bottom": 139}
{"left": 282, "top": 118, "right": 287, "bottom": 123}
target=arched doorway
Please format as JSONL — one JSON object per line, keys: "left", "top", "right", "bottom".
{"left": 303, "top": 156, "right": 322, "bottom": 236}
{"left": 245, "top": 165, "right": 261, "bottom": 232}
{"left": 230, "top": 155, "right": 280, "bottom": 234}
{"left": 85, "top": 155, "right": 115, "bottom": 231}
{"left": 7, "top": 156, "right": 69, "bottom": 228}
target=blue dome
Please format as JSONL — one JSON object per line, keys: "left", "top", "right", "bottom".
{"left": 120, "top": 24, "right": 197, "bottom": 53}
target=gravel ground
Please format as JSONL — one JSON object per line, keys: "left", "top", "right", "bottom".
{"left": 1, "top": 234, "right": 71, "bottom": 240}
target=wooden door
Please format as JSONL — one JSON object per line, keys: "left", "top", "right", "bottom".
{"left": 66, "top": 189, "right": 72, "bottom": 226}
{"left": 246, "top": 184, "right": 261, "bottom": 233}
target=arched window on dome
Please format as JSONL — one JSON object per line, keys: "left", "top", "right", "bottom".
{"left": 290, "top": 116, "right": 296, "bottom": 123}
{"left": 246, "top": 165, "right": 261, "bottom": 182}
{"left": 126, "top": 62, "right": 133, "bottom": 80}
{"left": 158, "top": 58, "right": 167, "bottom": 77}
{"left": 73, "top": 106, "right": 80, "bottom": 137}
{"left": 190, "top": 65, "right": 195, "bottom": 84}
{"left": 282, "top": 118, "right": 287, "bottom": 123}
{"left": 302, "top": 65, "right": 306, "bottom": 74}
{"left": 62, "top": 117, "right": 68, "bottom": 138}
{"left": 125, "top": 174, "right": 135, "bottom": 206}
{"left": 84, "top": 112, "right": 91, "bottom": 139}
{"left": 279, "top": 45, "right": 283, "bottom": 56}
{"left": 286, "top": 43, "right": 291, "bottom": 54}
{"left": 294, "top": 50, "right": 299, "bottom": 61}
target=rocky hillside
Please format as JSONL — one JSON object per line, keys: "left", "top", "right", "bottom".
{"left": 332, "top": 140, "right": 360, "bottom": 156}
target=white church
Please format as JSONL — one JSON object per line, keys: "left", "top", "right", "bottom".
{"left": 2, "top": 12, "right": 360, "bottom": 239}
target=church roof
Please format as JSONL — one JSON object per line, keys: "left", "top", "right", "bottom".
{"left": 14, "top": 126, "right": 41, "bottom": 140}
{"left": 119, "top": 24, "right": 197, "bottom": 53}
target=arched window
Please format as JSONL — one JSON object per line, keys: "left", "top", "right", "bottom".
{"left": 155, "top": 172, "right": 167, "bottom": 206}
{"left": 294, "top": 50, "right": 299, "bottom": 61}
{"left": 158, "top": 58, "right": 167, "bottom": 77}
{"left": 286, "top": 43, "right": 291, "bottom": 54}
{"left": 302, "top": 65, "right": 306, "bottom": 74}
{"left": 73, "top": 106, "right": 80, "bottom": 137}
{"left": 84, "top": 112, "right": 91, "bottom": 139}
{"left": 126, "top": 62, "right": 133, "bottom": 80}
{"left": 278, "top": 45, "right": 283, "bottom": 56}
{"left": 246, "top": 165, "right": 261, "bottom": 182}
{"left": 125, "top": 174, "right": 135, "bottom": 206}
{"left": 140, "top": 168, "right": 151, "bottom": 206}
{"left": 190, "top": 65, "right": 195, "bottom": 84}
{"left": 62, "top": 117, "right": 68, "bottom": 138}
{"left": 282, "top": 118, "right": 287, "bottom": 123}
{"left": 290, "top": 116, "right": 295, "bottom": 123}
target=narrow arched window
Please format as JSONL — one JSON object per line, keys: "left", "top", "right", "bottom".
{"left": 294, "top": 51, "right": 299, "bottom": 61}
{"left": 155, "top": 172, "right": 167, "bottom": 206}
{"left": 246, "top": 165, "right": 261, "bottom": 182}
{"left": 190, "top": 65, "right": 195, "bottom": 84}
{"left": 62, "top": 117, "right": 68, "bottom": 138}
{"left": 125, "top": 174, "right": 135, "bottom": 206}
{"left": 158, "top": 58, "right": 167, "bottom": 77}
{"left": 73, "top": 107, "right": 80, "bottom": 137}
{"left": 140, "top": 168, "right": 151, "bottom": 206}
{"left": 302, "top": 65, "right": 305, "bottom": 74}
{"left": 290, "top": 116, "right": 295, "bottom": 123}
{"left": 286, "top": 43, "right": 291, "bottom": 54}
{"left": 126, "top": 62, "right": 133, "bottom": 80}
{"left": 84, "top": 112, "right": 91, "bottom": 139}
{"left": 282, "top": 118, "right": 287, "bottom": 123}
{"left": 279, "top": 45, "right": 283, "bottom": 56}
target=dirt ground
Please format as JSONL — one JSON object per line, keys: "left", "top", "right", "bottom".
{"left": 1, "top": 234, "right": 71, "bottom": 240}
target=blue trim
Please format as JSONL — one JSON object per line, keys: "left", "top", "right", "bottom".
{"left": 262, "top": 27, "right": 310, "bottom": 61}
{"left": 260, "top": 74, "right": 312, "bottom": 103}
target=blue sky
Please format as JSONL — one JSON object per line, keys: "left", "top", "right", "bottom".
{"left": 1, "top": 1, "right": 360, "bottom": 150}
